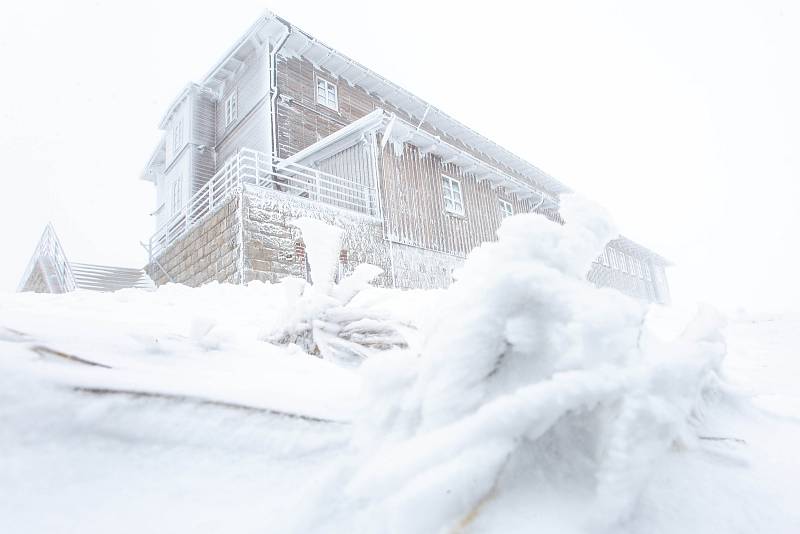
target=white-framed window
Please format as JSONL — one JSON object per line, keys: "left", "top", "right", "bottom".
{"left": 499, "top": 198, "right": 514, "bottom": 218}
{"left": 170, "top": 176, "right": 183, "bottom": 216}
{"left": 442, "top": 175, "right": 464, "bottom": 215}
{"left": 224, "top": 91, "right": 238, "bottom": 127}
{"left": 172, "top": 120, "right": 183, "bottom": 153}
{"left": 316, "top": 78, "right": 338, "bottom": 110}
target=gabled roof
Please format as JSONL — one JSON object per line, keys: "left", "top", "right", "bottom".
{"left": 194, "top": 10, "right": 570, "bottom": 197}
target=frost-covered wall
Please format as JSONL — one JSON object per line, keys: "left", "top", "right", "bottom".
{"left": 146, "top": 196, "right": 241, "bottom": 287}
{"left": 389, "top": 242, "right": 464, "bottom": 290}
{"left": 215, "top": 45, "right": 271, "bottom": 167}
{"left": 241, "top": 186, "right": 392, "bottom": 286}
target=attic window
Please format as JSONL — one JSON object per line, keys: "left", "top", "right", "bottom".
{"left": 224, "top": 91, "right": 238, "bottom": 127}
{"left": 442, "top": 175, "right": 464, "bottom": 216}
{"left": 316, "top": 78, "right": 338, "bottom": 110}
{"left": 499, "top": 199, "right": 513, "bottom": 218}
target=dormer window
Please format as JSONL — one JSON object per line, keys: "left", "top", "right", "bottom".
{"left": 499, "top": 199, "right": 513, "bottom": 218}
{"left": 316, "top": 78, "right": 338, "bottom": 110}
{"left": 442, "top": 175, "right": 464, "bottom": 216}
{"left": 224, "top": 91, "right": 238, "bottom": 127}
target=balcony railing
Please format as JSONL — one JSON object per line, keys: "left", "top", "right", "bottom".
{"left": 148, "top": 148, "right": 378, "bottom": 259}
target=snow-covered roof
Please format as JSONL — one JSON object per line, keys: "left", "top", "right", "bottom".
{"left": 195, "top": 10, "right": 570, "bottom": 197}
{"left": 610, "top": 236, "right": 672, "bottom": 266}
{"left": 141, "top": 136, "right": 166, "bottom": 183}
{"left": 281, "top": 109, "right": 560, "bottom": 209}
{"left": 158, "top": 83, "right": 195, "bottom": 130}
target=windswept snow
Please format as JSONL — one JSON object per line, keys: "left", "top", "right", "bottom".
{"left": 2, "top": 197, "right": 799, "bottom": 533}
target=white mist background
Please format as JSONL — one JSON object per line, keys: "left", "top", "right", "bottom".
{"left": 0, "top": 0, "right": 797, "bottom": 312}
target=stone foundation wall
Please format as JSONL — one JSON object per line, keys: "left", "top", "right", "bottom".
{"left": 388, "top": 242, "right": 465, "bottom": 290}
{"left": 146, "top": 196, "right": 241, "bottom": 286}
{"left": 242, "top": 186, "right": 392, "bottom": 286}
{"left": 144, "top": 186, "right": 668, "bottom": 306}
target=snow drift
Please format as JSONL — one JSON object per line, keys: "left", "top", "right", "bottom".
{"left": 4, "top": 196, "right": 797, "bottom": 533}
{"left": 345, "top": 196, "right": 729, "bottom": 533}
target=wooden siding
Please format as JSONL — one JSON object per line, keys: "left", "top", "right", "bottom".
{"left": 274, "top": 54, "right": 556, "bottom": 197}
{"left": 215, "top": 45, "right": 270, "bottom": 169}
{"left": 377, "top": 140, "right": 558, "bottom": 257}
{"left": 309, "top": 135, "right": 380, "bottom": 215}
{"left": 190, "top": 90, "right": 217, "bottom": 193}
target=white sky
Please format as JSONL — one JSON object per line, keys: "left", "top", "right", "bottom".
{"left": 1, "top": 0, "right": 797, "bottom": 312}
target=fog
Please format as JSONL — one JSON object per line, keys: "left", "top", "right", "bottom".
{"left": 1, "top": 0, "right": 797, "bottom": 312}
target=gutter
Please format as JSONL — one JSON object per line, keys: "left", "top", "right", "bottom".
{"left": 269, "top": 19, "right": 292, "bottom": 158}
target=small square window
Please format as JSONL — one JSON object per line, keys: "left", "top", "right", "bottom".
{"left": 224, "top": 91, "right": 238, "bottom": 127}
{"left": 499, "top": 199, "right": 513, "bottom": 218}
{"left": 316, "top": 78, "right": 338, "bottom": 110}
{"left": 442, "top": 175, "right": 464, "bottom": 216}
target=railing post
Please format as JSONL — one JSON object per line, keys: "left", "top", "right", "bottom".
{"left": 255, "top": 151, "right": 261, "bottom": 186}
{"left": 237, "top": 150, "right": 242, "bottom": 186}
{"left": 314, "top": 170, "right": 321, "bottom": 202}
{"left": 209, "top": 178, "right": 214, "bottom": 212}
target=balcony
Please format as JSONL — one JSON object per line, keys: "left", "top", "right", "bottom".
{"left": 148, "top": 148, "right": 379, "bottom": 259}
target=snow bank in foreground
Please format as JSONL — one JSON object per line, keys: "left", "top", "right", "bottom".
{"left": 3, "top": 196, "right": 799, "bottom": 533}
{"left": 347, "top": 196, "right": 729, "bottom": 533}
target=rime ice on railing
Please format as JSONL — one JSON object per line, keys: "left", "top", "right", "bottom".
{"left": 147, "top": 148, "right": 378, "bottom": 259}
{"left": 18, "top": 223, "right": 76, "bottom": 293}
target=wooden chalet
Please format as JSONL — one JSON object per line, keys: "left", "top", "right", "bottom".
{"left": 140, "top": 11, "right": 672, "bottom": 304}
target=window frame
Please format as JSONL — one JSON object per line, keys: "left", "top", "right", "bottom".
{"left": 170, "top": 175, "right": 183, "bottom": 216}
{"left": 441, "top": 174, "right": 465, "bottom": 216}
{"left": 315, "top": 77, "right": 339, "bottom": 111}
{"left": 499, "top": 198, "right": 514, "bottom": 218}
{"left": 172, "top": 120, "right": 183, "bottom": 154}
{"left": 223, "top": 90, "right": 238, "bottom": 127}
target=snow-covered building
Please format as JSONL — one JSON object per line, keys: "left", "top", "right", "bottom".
{"left": 141, "top": 11, "right": 671, "bottom": 304}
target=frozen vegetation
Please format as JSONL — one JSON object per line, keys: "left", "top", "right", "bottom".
{"left": 1, "top": 196, "right": 799, "bottom": 533}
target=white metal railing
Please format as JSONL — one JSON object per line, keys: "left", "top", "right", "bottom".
{"left": 148, "top": 148, "right": 378, "bottom": 259}
{"left": 18, "top": 223, "right": 76, "bottom": 292}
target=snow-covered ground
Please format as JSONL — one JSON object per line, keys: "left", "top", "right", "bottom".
{"left": 2, "top": 204, "right": 799, "bottom": 533}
